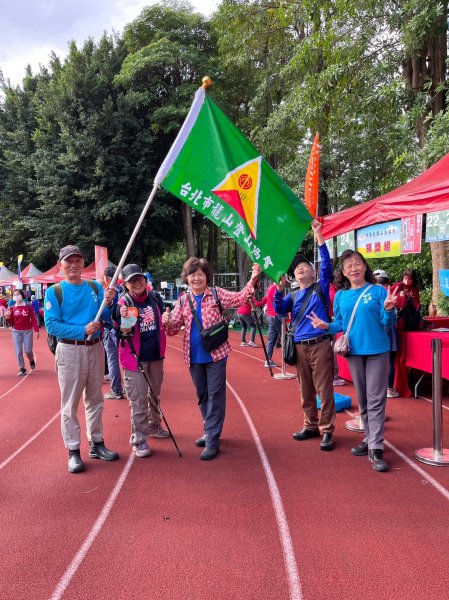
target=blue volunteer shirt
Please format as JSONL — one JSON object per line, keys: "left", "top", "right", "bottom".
{"left": 273, "top": 242, "right": 332, "bottom": 342}
{"left": 189, "top": 293, "right": 213, "bottom": 364}
{"left": 44, "top": 280, "right": 110, "bottom": 340}
{"left": 328, "top": 283, "right": 396, "bottom": 355}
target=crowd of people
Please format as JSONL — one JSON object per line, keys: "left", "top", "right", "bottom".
{"left": 2, "top": 224, "right": 424, "bottom": 475}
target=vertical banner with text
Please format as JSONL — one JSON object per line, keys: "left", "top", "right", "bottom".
{"left": 95, "top": 246, "right": 108, "bottom": 281}
{"left": 401, "top": 215, "right": 422, "bottom": 254}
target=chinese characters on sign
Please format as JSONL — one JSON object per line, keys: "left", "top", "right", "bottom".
{"left": 425, "top": 210, "right": 449, "bottom": 242}
{"left": 180, "top": 181, "right": 273, "bottom": 270}
{"left": 356, "top": 220, "right": 401, "bottom": 258}
{"left": 401, "top": 215, "right": 423, "bottom": 254}
{"left": 337, "top": 231, "right": 356, "bottom": 257}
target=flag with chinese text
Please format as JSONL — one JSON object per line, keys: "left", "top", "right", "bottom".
{"left": 17, "top": 255, "right": 23, "bottom": 280}
{"left": 155, "top": 87, "right": 312, "bottom": 281}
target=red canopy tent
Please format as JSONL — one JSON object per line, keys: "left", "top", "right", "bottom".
{"left": 21, "top": 263, "right": 43, "bottom": 284}
{"left": 321, "top": 152, "right": 449, "bottom": 239}
{"left": 34, "top": 263, "right": 64, "bottom": 284}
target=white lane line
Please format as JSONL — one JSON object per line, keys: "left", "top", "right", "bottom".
{"left": 344, "top": 409, "right": 449, "bottom": 502}
{"left": 227, "top": 381, "right": 303, "bottom": 600}
{"left": 0, "top": 351, "right": 39, "bottom": 399}
{"left": 418, "top": 395, "right": 449, "bottom": 411}
{"left": 166, "top": 342, "right": 302, "bottom": 599}
{"left": 49, "top": 452, "right": 135, "bottom": 600}
{"left": 0, "top": 411, "right": 60, "bottom": 472}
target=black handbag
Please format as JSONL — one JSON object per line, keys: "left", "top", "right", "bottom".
{"left": 187, "top": 291, "right": 229, "bottom": 353}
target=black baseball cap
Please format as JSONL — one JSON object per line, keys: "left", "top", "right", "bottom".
{"left": 291, "top": 254, "right": 314, "bottom": 270}
{"left": 122, "top": 264, "right": 145, "bottom": 282}
{"left": 59, "top": 245, "right": 84, "bottom": 261}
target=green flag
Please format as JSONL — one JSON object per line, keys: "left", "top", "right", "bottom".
{"left": 155, "top": 86, "right": 312, "bottom": 281}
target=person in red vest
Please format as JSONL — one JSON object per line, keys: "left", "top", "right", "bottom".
{"left": 5, "top": 289, "right": 39, "bottom": 375}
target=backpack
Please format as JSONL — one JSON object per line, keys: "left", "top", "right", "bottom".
{"left": 47, "top": 280, "right": 99, "bottom": 354}
{"left": 398, "top": 294, "right": 421, "bottom": 331}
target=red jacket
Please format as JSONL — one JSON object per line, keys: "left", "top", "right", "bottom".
{"left": 6, "top": 303, "right": 39, "bottom": 332}
{"left": 262, "top": 284, "right": 278, "bottom": 317}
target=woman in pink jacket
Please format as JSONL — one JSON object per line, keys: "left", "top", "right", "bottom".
{"left": 117, "top": 264, "right": 169, "bottom": 458}
{"left": 6, "top": 289, "right": 39, "bottom": 375}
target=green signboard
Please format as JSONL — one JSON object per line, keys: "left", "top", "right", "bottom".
{"left": 337, "top": 231, "right": 355, "bottom": 256}
{"left": 425, "top": 210, "right": 449, "bottom": 242}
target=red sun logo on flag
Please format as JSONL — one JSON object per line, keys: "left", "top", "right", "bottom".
{"left": 212, "top": 157, "right": 261, "bottom": 238}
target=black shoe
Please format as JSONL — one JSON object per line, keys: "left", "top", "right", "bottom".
{"left": 89, "top": 441, "right": 119, "bottom": 461}
{"left": 368, "top": 449, "right": 390, "bottom": 472}
{"left": 200, "top": 447, "right": 219, "bottom": 461}
{"left": 68, "top": 449, "right": 86, "bottom": 473}
{"left": 17, "top": 368, "right": 27, "bottom": 376}
{"left": 351, "top": 441, "right": 369, "bottom": 456}
{"left": 29, "top": 360, "right": 36, "bottom": 370}
{"left": 292, "top": 428, "right": 320, "bottom": 441}
{"left": 195, "top": 436, "right": 206, "bottom": 447}
{"left": 320, "top": 432, "right": 335, "bottom": 451}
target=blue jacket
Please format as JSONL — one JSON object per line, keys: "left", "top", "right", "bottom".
{"left": 273, "top": 243, "right": 332, "bottom": 342}
{"left": 44, "top": 280, "right": 111, "bottom": 340}
{"left": 329, "top": 283, "right": 396, "bottom": 355}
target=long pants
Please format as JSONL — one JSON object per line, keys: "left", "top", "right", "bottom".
{"left": 103, "top": 328, "right": 123, "bottom": 395}
{"left": 124, "top": 360, "right": 163, "bottom": 446}
{"left": 12, "top": 329, "right": 34, "bottom": 369}
{"left": 56, "top": 341, "right": 105, "bottom": 450}
{"left": 239, "top": 314, "right": 256, "bottom": 343}
{"left": 347, "top": 352, "right": 389, "bottom": 450}
{"left": 266, "top": 316, "right": 281, "bottom": 360}
{"left": 189, "top": 359, "right": 227, "bottom": 449}
{"left": 295, "top": 339, "right": 336, "bottom": 433}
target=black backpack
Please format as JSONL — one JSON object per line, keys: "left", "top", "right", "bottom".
{"left": 46, "top": 280, "right": 99, "bottom": 354}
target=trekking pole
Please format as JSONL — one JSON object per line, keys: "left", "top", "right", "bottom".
{"left": 249, "top": 297, "right": 273, "bottom": 377}
{"left": 118, "top": 329, "right": 183, "bottom": 458}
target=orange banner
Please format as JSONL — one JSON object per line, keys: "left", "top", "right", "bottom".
{"left": 95, "top": 245, "right": 108, "bottom": 281}
{"left": 304, "top": 132, "right": 320, "bottom": 218}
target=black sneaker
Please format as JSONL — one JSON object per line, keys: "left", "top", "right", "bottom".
{"left": 68, "top": 449, "right": 86, "bottom": 473}
{"left": 89, "top": 441, "right": 119, "bottom": 461}
{"left": 351, "top": 441, "right": 369, "bottom": 456}
{"left": 17, "top": 368, "right": 27, "bottom": 376}
{"left": 29, "top": 360, "right": 36, "bottom": 370}
{"left": 368, "top": 449, "right": 390, "bottom": 472}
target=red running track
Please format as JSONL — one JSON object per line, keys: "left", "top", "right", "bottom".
{"left": 1, "top": 327, "right": 449, "bottom": 600}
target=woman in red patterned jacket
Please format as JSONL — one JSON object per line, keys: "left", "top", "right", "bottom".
{"left": 5, "top": 289, "right": 39, "bottom": 376}
{"left": 162, "top": 257, "right": 261, "bottom": 460}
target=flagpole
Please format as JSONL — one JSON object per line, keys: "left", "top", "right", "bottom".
{"left": 89, "top": 183, "right": 160, "bottom": 330}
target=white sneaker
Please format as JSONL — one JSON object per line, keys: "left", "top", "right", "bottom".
{"left": 264, "top": 360, "right": 278, "bottom": 368}
{"left": 134, "top": 441, "right": 152, "bottom": 457}
{"left": 241, "top": 341, "right": 249, "bottom": 346}
{"left": 387, "top": 387, "right": 399, "bottom": 398}
{"left": 248, "top": 341, "right": 258, "bottom": 347}
{"left": 333, "top": 377, "right": 346, "bottom": 386}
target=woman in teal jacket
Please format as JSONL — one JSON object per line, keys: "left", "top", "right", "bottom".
{"left": 308, "top": 249, "right": 398, "bottom": 473}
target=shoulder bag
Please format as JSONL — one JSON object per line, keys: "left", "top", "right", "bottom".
{"left": 283, "top": 284, "right": 317, "bottom": 366}
{"left": 187, "top": 288, "right": 229, "bottom": 353}
{"left": 334, "top": 285, "right": 374, "bottom": 356}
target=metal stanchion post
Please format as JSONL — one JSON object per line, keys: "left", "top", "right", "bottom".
{"left": 274, "top": 317, "right": 296, "bottom": 380}
{"left": 416, "top": 338, "right": 449, "bottom": 465}
{"left": 345, "top": 412, "right": 364, "bottom": 432}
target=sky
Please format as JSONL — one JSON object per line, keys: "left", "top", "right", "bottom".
{"left": 0, "top": 0, "right": 219, "bottom": 86}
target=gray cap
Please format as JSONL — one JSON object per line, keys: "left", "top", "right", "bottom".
{"left": 59, "top": 245, "right": 84, "bottom": 261}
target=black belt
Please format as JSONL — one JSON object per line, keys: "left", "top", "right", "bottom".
{"left": 296, "top": 334, "right": 332, "bottom": 346}
{"left": 60, "top": 337, "right": 101, "bottom": 346}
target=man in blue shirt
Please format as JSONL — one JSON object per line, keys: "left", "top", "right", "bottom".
{"left": 44, "top": 245, "right": 119, "bottom": 473}
{"left": 274, "top": 221, "right": 336, "bottom": 451}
